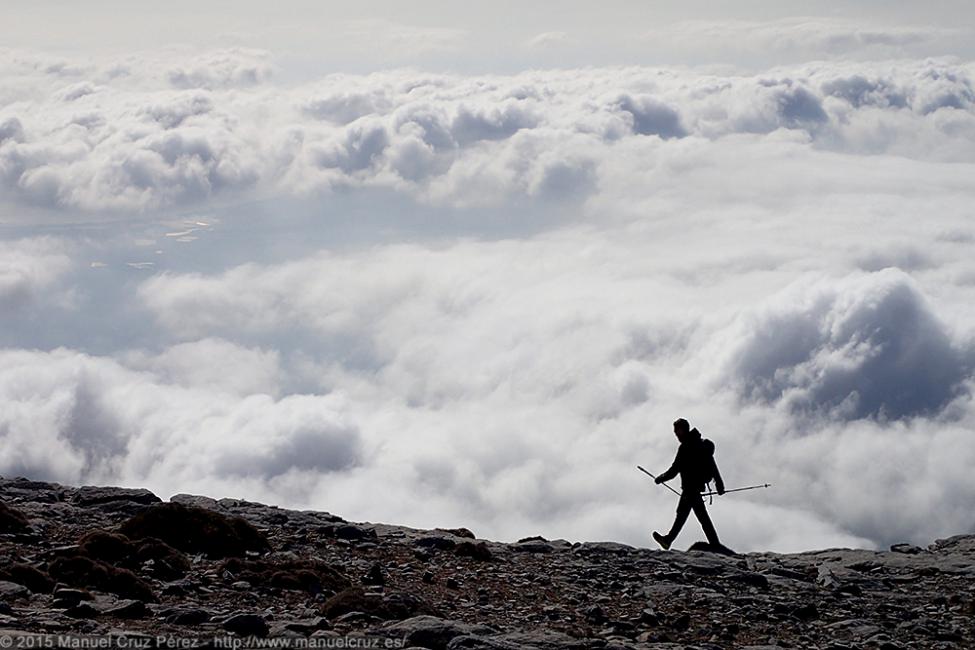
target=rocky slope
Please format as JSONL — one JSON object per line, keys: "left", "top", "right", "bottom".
{"left": 0, "top": 477, "right": 972, "bottom": 649}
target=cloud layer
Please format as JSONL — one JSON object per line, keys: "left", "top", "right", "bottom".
{"left": 1, "top": 49, "right": 973, "bottom": 216}
{"left": 2, "top": 44, "right": 975, "bottom": 552}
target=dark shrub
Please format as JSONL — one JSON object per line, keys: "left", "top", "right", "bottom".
{"left": 455, "top": 541, "right": 492, "bottom": 561}
{"left": 49, "top": 556, "right": 156, "bottom": 602}
{"left": 322, "top": 587, "right": 439, "bottom": 621}
{"left": 0, "top": 502, "right": 30, "bottom": 533}
{"left": 0, "top": 563, "right": 54, "bottom": 593}
{"left": 119, "top": 502, "right": 270, "bottom": 558}
{"left": 135, "top": 538, "right": 192, "bottom": 579}
{"left": 220, "top": 557, "right": 349, "bottom": 595}
{"left": 78, "top": 531, "right": 134, "bottom": 563}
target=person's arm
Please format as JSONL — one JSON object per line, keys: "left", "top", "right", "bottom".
{"left": 711, "top": 457, "right": 725, "bottom": 494}
{"left": 656, "top": 449, "right": 681, "bottom": 483}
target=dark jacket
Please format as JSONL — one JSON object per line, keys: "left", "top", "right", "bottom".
{"left": 657, "top": 428, "right": 724, "bottom": 494}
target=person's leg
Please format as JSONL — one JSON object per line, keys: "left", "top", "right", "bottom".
{"left": 665, "top": 493, "right": 694, "bottom": 541}
{"left": 690, "top": 495, "right": 721, "bottom": 546}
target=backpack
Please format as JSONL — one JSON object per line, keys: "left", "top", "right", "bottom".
{"left": 700, "top": 438, "right": 716, "bottom": 485}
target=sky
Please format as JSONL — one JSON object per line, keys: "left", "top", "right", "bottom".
{"left": 1, "top": 1, "right": 974, "bottom": 553}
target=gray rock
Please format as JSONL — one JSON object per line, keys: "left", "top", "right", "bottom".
{"left": 572, "top": 542, "right": 635, "bottom": 556}
{"left": 488, "top": 629, "right": 594, "bottom": 649}
{"left": 379, "top": 616, "right": 496, "bottom": 650}
{"left": 0, "top": 581, "right": 29, "bottom": 598}
{"left": 446, "top": 637, "right": 525, "bottom": 650}
{"left": 513, "top": 541, "right": 556, "bottom": 554}
{"left": 51, "top": 588, "right": 93, "bottom": 608}
{"left": 890, "top": 543, "right": 923, "bottom": 554}
{"left": 104, "top": 599, "right": 148, "bottom": 619}
{"left": 73, "top": 486, "right": 161, "bottom": 506}
{"left": 729, "top": 571, "right": 770, "bottom": 589}
{"left": 65, "top": 602, "right": 99, "bottom": 618}
{"left": 168, "top": 608, "right": 211, "bottom": 625}
{"left": 169, "top": 493, "right": 221, "bottom": 510}
{"left": 335, "top": 525, "right": 378, "bottom": 541}
{"left": 281, "top": 617, "right": 331, "bottom": 634}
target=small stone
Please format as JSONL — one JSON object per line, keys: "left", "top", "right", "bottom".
{"left": 792, "top": 603, "right": 819, "bottom": 622}
{"left": 639, "top": 607, "right": 659, "bottom": 626}
{"left": 104, "top": 599, "right": 149, "bottom": 619}
{"left": 670, "top": 612, "right": 691, "bottom": 631}
{"left": 65, "top": 602, "right": 100, "bottom": 619}
{"left": 363, "top": 563, "right": 384, "bottom": 586}
{"left": 283, "top": 617, "right": 331, "bottom": 633}
{"left": 334, "top": 525, "right": 377, "bottom": 541}
{"left": 224, "top": 612, "right": 270, "bottom": 637}
{"left": 730, "top": 571, "right": 770, "bottom": 590}
{"left": 51, "top": 587, "right": 93, "bottom": 608}
{"left": 584, "top": 605, "right": 607, "bottom": 624}
{"left": 168, "top": 608, "right": 211, "bottom": 625}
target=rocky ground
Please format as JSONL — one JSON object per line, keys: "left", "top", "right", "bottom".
{"left": 0, "top": 477, "right": 973, "bottom": 649}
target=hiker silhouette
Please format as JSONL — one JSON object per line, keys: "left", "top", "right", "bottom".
{"left": 652, "top": 418, "right": 724, "bottom": 550}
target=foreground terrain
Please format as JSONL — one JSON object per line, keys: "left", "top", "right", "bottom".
{"left": 0, "top": 477, "right": 972, "bottom": 649}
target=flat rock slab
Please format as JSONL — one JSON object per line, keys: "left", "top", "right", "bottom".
{"left": 72, "top": 486, "right": 161, "bottom": 506}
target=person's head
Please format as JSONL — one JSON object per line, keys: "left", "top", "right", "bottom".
{"left": 673, "top": 418, "right": 690, "bottom": 441}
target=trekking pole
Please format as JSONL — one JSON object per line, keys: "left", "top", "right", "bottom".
{"left": 636, "top": 465, "right": 681, "bottom": 497}
{"left": 701, "top": 483, "right": 771, "bottom": 497}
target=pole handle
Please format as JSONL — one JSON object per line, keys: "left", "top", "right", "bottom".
{"left": 636, "top": 465, "right": 681, "bottom": 497}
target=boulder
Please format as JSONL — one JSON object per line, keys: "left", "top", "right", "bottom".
{"left": 73, "top": 486, "right": 161, "bottom": 507}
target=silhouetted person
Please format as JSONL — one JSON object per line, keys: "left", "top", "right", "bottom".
{"left": 652, "top": 418, "right": 724, "bottom": 550}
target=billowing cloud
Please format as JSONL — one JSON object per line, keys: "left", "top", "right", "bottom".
{"left": 717, "top": 270, "right": 972, "bottom": 420}
{"left": 0, "top": 346, "right": 363, "bottom": 499}
{"left": 0, "top": 237, "right": 74, "bottom": 311}
{"left": 1, "top": 52, "right": 973, "bottom": 217}
{"left": 3, "top": 42, "right": 975, "bottom": 553}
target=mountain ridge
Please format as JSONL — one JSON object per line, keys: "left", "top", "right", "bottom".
{"left": 0, "top": 476, "right": 972, "bottom": 649}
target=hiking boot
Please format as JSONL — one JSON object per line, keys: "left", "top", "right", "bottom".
{"left": 652, "top": 531, "right": 671, "bottom": 550}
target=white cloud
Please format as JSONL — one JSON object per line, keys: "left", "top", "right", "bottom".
{"left": 0, "top": 237, "right": 74, "bottom": 310}
{"left": 2, "top": 53, "right": 974, "bottom": 218}
{"left": 129, "top": 229, "right": 975, "bottom": 550}
{"left": 0, "top": 347, "right": 362, "bottom": 500}
{"left": 712, "top": 270, "right": 971, "bottom": 420}
{"left": 3, "top": 46, "right": 975, "bottom": 553}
